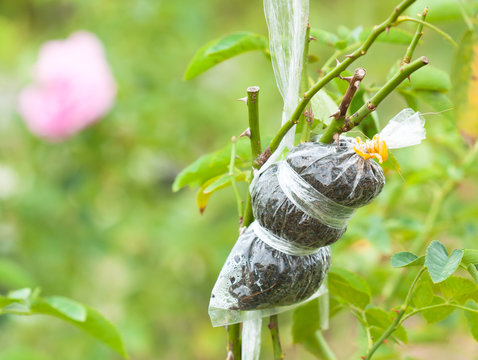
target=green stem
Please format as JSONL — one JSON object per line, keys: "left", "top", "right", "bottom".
{"left": 228, "top": 86, "right": 263, "bottom": 359}
{"left": 226, "top": 324, "right": 241, "bottom": 360}
{"left": 320, "top": 56, "right": 429, "bottom": 143}
{"left": 242, "top": 86, "right": 262, "bottom": 228}
{"left": 229, "top": 137, "right": 244, "bottom": 221}
{"left": 363, "top": 268, "right": 426, "bottom": 360}
{"left": 394, "top": 16, "right": 458, "bottom": 47}
{"left": 402, "top": 8, "right": 428, "bottom": 65}
{"left": 300, "top": 24, "right": 311, "bottom": 97}
{"left": 300, "top": 24, "right": 313, "bottom": 143}
{"left": 315, "top": 331, "right": 338, "bottom": 360}
{"left": 262, "top": 0, "right": 418, "bottom": 156}
{"left": 402, "top": 303, "right": 478, "bottom": 322}
{"left": 268, "top": 315, "right": 284, "bottom": 360}
{"left": 247, "top": 86, "right": 262, "bottom": 168}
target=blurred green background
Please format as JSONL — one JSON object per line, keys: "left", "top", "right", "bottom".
{"left": 0, "top": 0, "right": 477, "bottom": 359}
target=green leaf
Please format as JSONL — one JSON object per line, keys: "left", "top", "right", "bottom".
{"left": 405, "top": 66, "right": 451, "bottom": 92}
{"left": 31, "top": 299, "right": 128, "bottom": 358}
{"left": 292, "top": 299, "right": 320, "bottom": 343}
{"left": 0, "top": 296, "right": 22, "bottom": 308}
{"left": 173, "top": 137, "right": 251, "bottom": 191}
{"left": 0, "top": 259, "right": 35, "bottom": 288}
{"left": 439, "top": 276, "right": 478, "bottom": 302}
{"left": 309, "top": 28, "right": 339, "bottom": 47}
{"left": 391, "top": 252, "right": 425, "bottom": 267}
{"left": 421, "top": 296, "right": 454, "bottom": 323}
{"left": 464, "top": 300, "right": 478, "bottom": 341}
{"left": 329, "top": 268, "right": 370, "bottom": 309}
{"left": 365, "top": 307, "right": 408, "bottom": 344}
{"left": 203, "top": 170, "right": 247, "bottom": 194}
{"left": 425, "top": 241, "right": 463, "bottom": 283}
{"left": 359, "top": 27, "right": 414, "bottom": 44}
{"left": 311, "top": 90, "right": 337, "bottom": 127}
{"left": 412, "top": 272, "right": 434, "bottom": 308}
{"left": 43, "top": 296, "right": 87, "bottom": 322}
{"left": 184, "top": 32, "right": 267, "bottom": 80}
{"left": 196, "top": 171, "right": 247, "bottom": 214}
{"left": 462, "top": 249, "right": 478, "bottom": 266}
{"left": 292, "top": 299, "right": 331, "bottom": 358}
{"left": 398, "top": 90, "right": 419, "bottom": 110}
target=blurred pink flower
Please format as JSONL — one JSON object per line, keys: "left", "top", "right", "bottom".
{"left": 18, "top": 31, "right": 116, "bottom": 141}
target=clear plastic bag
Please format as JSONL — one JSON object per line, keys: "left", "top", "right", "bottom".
{"left": 251, "top": 137, "right": 386, "bottom": 249}
{"left": 209, "top": 222, "right": 331, "bottom": 327}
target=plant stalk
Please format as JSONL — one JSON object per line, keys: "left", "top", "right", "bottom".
{"left": 320, "top": 56, "right": 429, "bottom": 143}
{"left": 402, "top": 8, "right": 428, "bottom": 65}
{"left": 247, "top": 86, "right": 262, "bottom": 168}
{"left": 363, "top": 268, "right": 426, "bottom": 360}
{"left": 394, "top": 17, "right": 458, "bottom": 47}
{"left": 260, "top": 0, "right": 417, "bottom": 160}
{"left": 315, "top": 331, "right": 338, "bottom": 360}
{"left": 242, "top": 86, "right": 262, "bottom": 228}
{"left": 268, "top": 315, "right": 284, "bottom": 360}
{"left": 226, "top": 323, "right": 241, "bottom": 360}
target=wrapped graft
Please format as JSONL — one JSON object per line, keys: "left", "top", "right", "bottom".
{"left": 209, "top": 222, "right": 331, "bottom": 326}
{"left": 251, "top": 138, "right": 385, "bottom": 249}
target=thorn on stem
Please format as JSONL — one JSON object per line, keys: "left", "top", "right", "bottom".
{"left": 239, "top": 128, "right": 251, "bottom": 138}
{"left": 237, "top": 97, "right": 247, "bottom": 103}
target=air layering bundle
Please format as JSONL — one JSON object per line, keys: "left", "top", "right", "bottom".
{"left": 209, "top": 108, "right": 426, "bottom": 327}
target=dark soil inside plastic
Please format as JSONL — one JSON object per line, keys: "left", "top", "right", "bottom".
{"left": 227, "top": 226, "right": 331, "bottom": 310}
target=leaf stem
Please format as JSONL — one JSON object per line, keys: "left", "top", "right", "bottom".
{"left": 402, "top": 303, "right": 478, "bottom": 322}
{"left": 402, "top": 8, "right": 428, "bottom": 65}
{"left": 268, "top": 315, "right": 284, "bottom": 360}
{"left": 319, "top": 56, "right": 429, "bottom": 143}
{"left": 394, "top": 16, "right": 458, "bottom": 48}
{"left": 363, "top": 267, "right": 425, "bottom": 360}
{"left": 315, "top": 331, "right": 338, "bottom": 360}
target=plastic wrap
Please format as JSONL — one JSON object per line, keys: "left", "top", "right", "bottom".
{"left": 251, "top": 137, "right": 385, "bottom": 249}
{"left": 209, "top": 222, "right": 331, "bottom": 327}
